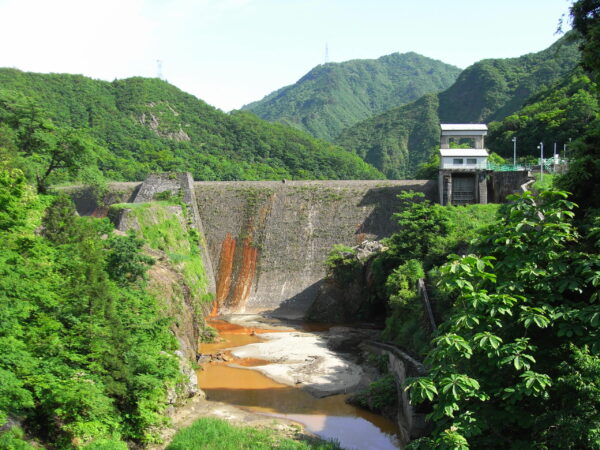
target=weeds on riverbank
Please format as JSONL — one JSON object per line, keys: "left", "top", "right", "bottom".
{"left": 167, "top": 418, "right": 340, "bottom": 450}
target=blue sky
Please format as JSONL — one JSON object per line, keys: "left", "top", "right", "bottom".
{"left": 0, "top": 0, "right": 573, "bottom": 111}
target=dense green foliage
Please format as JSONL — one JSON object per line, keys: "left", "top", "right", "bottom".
{"left": 167, "top": 417, "right": 340, "bottom": 450}
{"left": 348, "top": 374, "right": 397, "bottom": 414}
{"left": 555, "top": 0, "right": 600, "bottom": 212}
{"left": 487, "top": 71, "right": 598, "bottom": 159}
{"left": 337, "top": 35, "right": 580, "bottom": 178}
{"left": 407, "top": 190, "right": 600, "bottom": 448}
{"left": 0, "top": 70, "right": 384, "bottom": 184}
{"left": 437, "top": 35, "right": 581, "bottom": 123}
{"left": 0, "top": 169, "right": 181, "bottom": 447}
{"left": 324, "top": 244, "right": 360, "bottom": 285}
{"left": 571, "top": 0, "right": 600, "bottom": 83}
{"left": 384, "top": 193, "right": 499, "bottom": 270}
{"left": 378, "top": 194, "right": 498, "bottom": 356}
{"left": 336, "top": 94, "right": 441, "bottom": 178}
{"left": 242, "top": 52, "right": 460, "bottom": 141}
{"left": 0, "top": 89, "right": 101, "bottom": 193}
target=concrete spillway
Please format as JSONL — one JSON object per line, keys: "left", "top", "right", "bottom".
{"left": 194, "top": 180, "right": 435, "bottom": 318}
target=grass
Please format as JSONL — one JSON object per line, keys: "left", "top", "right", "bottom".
{"left": 532, "top": 172, "right": 556, "bottom": 191}
{"left": 115, "top": 202, "right": 211, "bottom": 309}
{"left": 166, "top": 418, "right": 341, "bottom": 450}
{"left": 421, "top": 203, "right": 500, "bottom": 268}
{"left": 444, "top": 203, "right": 500, "bottom": 245}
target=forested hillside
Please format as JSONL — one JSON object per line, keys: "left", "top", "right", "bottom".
{"left": 0, "top": 174, "right": 182, "bottom": 448}
{"left": 242, "top": 52, "right": 461, "bottom": 141}
{"left": 333, "top": 94, "right": 441, "bottom": 179}
{"left": 486, "top": 69, "right": 598, "bottom": 159}
{"left": 0, "top": 70, "right": 383, "bottom": 186}
{"left": 337, "top": 34, "right": 581, "bottom": 178}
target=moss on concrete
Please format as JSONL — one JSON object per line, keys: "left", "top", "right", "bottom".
{"left": 110, "top": 201, "right": 212, "bottom": 313}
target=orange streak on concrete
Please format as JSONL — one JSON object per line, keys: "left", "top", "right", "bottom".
{"left": 212, "top": 233, "right": 236, "bottom": 315}
{"left": 230, "top": 238, "right": 258, "bottom": 310}
{"left": 91, "top": 207, "right": 109, "bottom": 218}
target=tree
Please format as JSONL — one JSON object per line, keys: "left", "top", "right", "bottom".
{"left": 555, "top": 1, "right": 600, "bottom": 211}
{"left": 384, "top": 191, "right": 450, "bottom": 268}
{"left": 407, "top": 190, "right": 600, "bottom": 448}
{"left": 105, "top": 233, "right": 155, "bottom": 286}
{"left": 0, "top": 91, "right": 97, "bottom": 193}
{"left": 31, "top": 127, "right": 96, "bottom": 194}
{"left": 571, "top": 0, "right": 600, "bottom": 82}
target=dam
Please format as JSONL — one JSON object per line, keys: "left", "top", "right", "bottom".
{"left": 70, "top": 174, "right": 436, "bottom": 318}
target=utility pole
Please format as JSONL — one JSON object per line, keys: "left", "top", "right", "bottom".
{"left": 156, "top": 59, "right": 163, "bottom": 80}
{"left": 537, "top": 142, "right": 544, "bottom": 182}
{"left": 325, "top": 43, "right": 329, "bottom": 64}
{"left": 512, "top": 136, "right": 517, "bottom": 166}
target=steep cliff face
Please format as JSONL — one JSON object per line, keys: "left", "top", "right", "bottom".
{"left": 108, "top": 201, "right": 214, "bottom": 400}
{"left": 194, "top": 180, "right": 436, "bottom": 318}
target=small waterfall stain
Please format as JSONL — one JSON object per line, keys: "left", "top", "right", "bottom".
{"left": 213, "top": 233, "right": 236, "bottom": 314}
{"left": 213, "top": 191, "right": 273, "bottom": 314}
{"left": 91, "top": 207, "right": 109, "bottom": 218}
{"left": 229, "top": 238, "right": 258, "bottom": 310}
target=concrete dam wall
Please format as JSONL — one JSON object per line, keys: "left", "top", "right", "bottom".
{"left": 194, "top": 180, "right": 436, "bottom": 318}
{"left": 67, "top": 178, "right": 436, "bottom": 318}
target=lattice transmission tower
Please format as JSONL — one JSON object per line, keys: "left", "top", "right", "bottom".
{"left": 156, "top": 59, "right": 163, "bottom": 80}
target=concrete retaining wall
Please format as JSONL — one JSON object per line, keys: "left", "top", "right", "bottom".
{"left": 363, "top": 341, "right": 428, "bottom": 445}
{"left": 488, "top": 171, "right": 533, "bottom": 203}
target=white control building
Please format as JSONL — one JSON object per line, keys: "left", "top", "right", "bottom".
{"left": 438, "top": 124, "right": 489, "bottom": 205}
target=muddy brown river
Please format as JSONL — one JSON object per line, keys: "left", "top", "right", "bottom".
{"left": 198, "top": 319, "right": 400, "bottom": 450}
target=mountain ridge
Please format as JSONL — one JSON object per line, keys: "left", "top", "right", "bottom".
{"left": 337, "top": 34, "right": 581, "bottom": 178}
{"left": 0, "top": 69, "right": 384, "bottom": 182}
{"left": 241, "top": 51, "right": 461, "bottom": 141}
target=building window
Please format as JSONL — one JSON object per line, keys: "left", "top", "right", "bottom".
{"left": 453, "top": 158, "right": 464, "bottom": 165}
{"left": 467, "top": 158, "right": 477, "bottom": 164}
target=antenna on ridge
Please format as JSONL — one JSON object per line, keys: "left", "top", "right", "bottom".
{"left": 156, "top": 59, "right": 163, "bottom": 80}
{"left": 325, "top": 43, "right": 329, "bottom": 64}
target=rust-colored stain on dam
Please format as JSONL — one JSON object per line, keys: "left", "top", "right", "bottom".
{"left": 213, "top": 234, "right": 259, "bottom": 313}
{"left": 229, "top": 238, "right": 258, "bottom": 310}
{"left": 214, "top": 233, "right": 236, "bottom": 314}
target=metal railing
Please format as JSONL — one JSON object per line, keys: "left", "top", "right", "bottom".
{"left": 486, "top": 162, "right": 530, "bottom": 172}
{"left": 441, "top": 158, "right": 566, "bottom": 172}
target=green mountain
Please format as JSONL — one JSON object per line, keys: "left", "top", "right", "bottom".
{"left": 486, "top": 69, "right": 598, "bottom": 160}
{"left": 241, "top": 52, "right": 461, "bottom": 141}
{"left": 337, "top": 34, "right": 581, "bottom": 178}
{"left": 333, "top": 93, "right": 441, "bottom": 179}
{"left": 0, "top": 69, "right": 383, "bottom": 183}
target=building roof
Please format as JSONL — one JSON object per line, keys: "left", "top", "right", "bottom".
{"left": 440, "top": 124, "right": 488, "bottom": 131}
{"left": 440, "top": 149, "right": 489, "bottom": 157}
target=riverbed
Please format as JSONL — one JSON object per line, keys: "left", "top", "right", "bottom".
{"left": 198, "top": 318, "right": 400, "bottom": 450}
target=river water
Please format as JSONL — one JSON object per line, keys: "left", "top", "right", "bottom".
{"left": 198, "top": 319, "right": 400, "bottom": 450}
